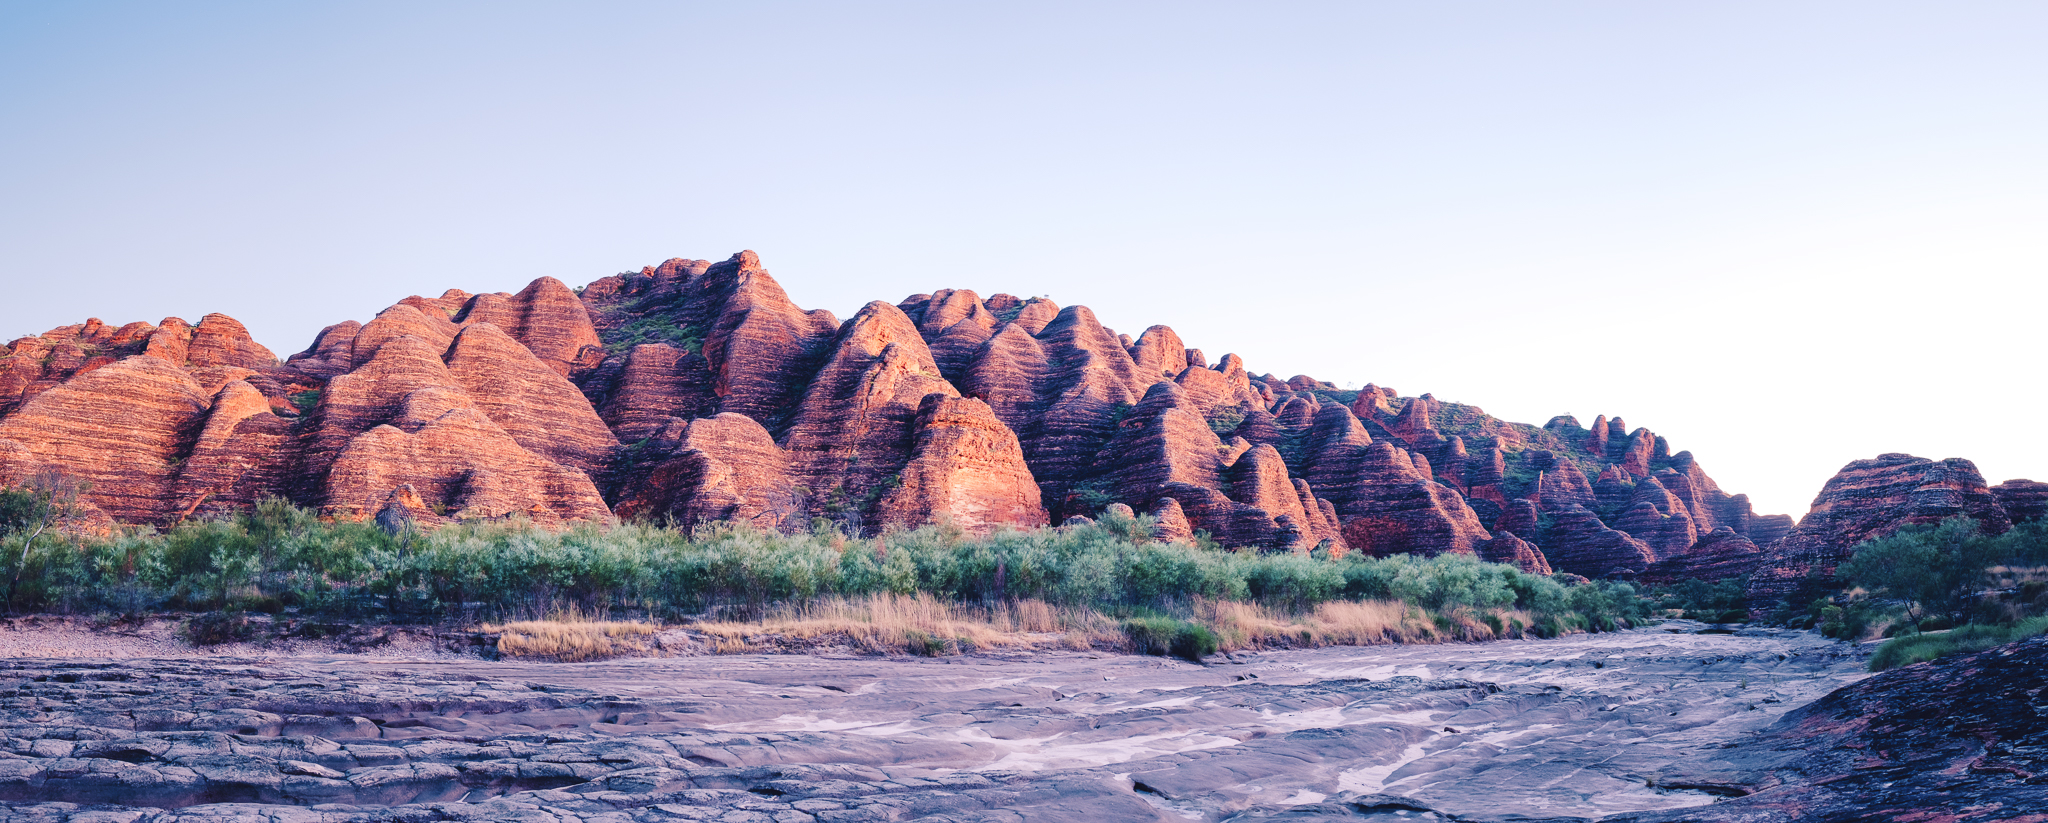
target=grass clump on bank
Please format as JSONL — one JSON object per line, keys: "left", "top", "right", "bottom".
{"left": 0, "top": 495, "right": 1651, "bottom": 658}
{"left": 484, "top": 614, "right": 663, "bottom": 662}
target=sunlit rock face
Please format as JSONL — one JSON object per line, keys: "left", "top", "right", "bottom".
{"left": 1, "top": 251, "right": 1792, "bottom": 559}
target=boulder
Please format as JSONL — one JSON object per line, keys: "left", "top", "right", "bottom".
{"left": 1478, "top": 531, "right": 1552, "bottom": 575}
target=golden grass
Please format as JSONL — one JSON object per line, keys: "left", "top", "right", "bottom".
{"left": 1195, "top": 599, "right": 1537, "bottom": 652}
{"left": 482, "top": 596, "right": 1554, "bottom": 661}
{"left": 689, "top": 594, "right": 1542, "bottom": 658}
{"left": 484, "top": 617, "right": 663, "bottom": 662}
{"left": 693, "top": 593, "right": 1097, "bottom": 655}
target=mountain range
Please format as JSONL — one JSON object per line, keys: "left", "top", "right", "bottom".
{"left": 3, "top": 251, "right": 2041, "bottom": 607}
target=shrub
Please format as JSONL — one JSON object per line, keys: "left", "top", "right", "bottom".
{"left": 182, "top": 612, "right": 255, "bottom": 646}
{"left": 0, "top": 497, "right": 1654, "bottom": 650}
{"left": 1121, "top": 615, "right": 1216, "bottom": 662}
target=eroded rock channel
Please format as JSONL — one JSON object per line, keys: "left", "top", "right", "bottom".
{"left": 0, "top": 625, "right": 1874, "bottom": 822}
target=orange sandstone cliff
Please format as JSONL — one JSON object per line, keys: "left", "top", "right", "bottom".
{"left": 2, "top": 250, "right": 1879, "bottom": 584}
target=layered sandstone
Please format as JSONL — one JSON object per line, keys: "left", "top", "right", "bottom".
{"left": 1638, "top": 527, "right": 1764, "bottom": 585}
{"left": 1748, "top": 453, "right": 2013, "bottom": 607}
{"left": 0, "top": 248, "right": 1797, "bottom": 566}
{"left": 614, "top": 413, "right": 796, "bottom": 531}
{"left": 874, "top": 395, "right": 1049, "bottom": 535}
{"left": 1992, "top": 478, "right": 2048, "bottom": 524}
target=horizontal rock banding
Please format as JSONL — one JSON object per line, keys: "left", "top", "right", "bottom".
{"left": 2, "top": 250, "right": 1804, "bottom": 577}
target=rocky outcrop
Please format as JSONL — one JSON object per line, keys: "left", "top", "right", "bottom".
{"left": 1609, "top": 475, "right": 1698, "bottom": 555}
{"left": 874, "top": 395, "right": 1048, "bottom": 535}
{"left": 167, "top": 380, "right": 297, "bottom": 521}
{"left": 1528, "top": 450, "right": 1595, "bottom": 511}
{"left": 1647, "top": 634, "right": 2048, "bottom": 821}
{"left": 614, "top": 413, "right": 795, "bottom": 531}
{"left": 1637, "top": 527, "right": 1764, "bottom": 585}
{"left": 444, "top": 323, "right": 619, "bottom": 472}
{"left": 673, "top": 251, "right": 843, "bottom": 432}
{"left": 0, "top": 319, "right": 158, "bottom": 417}
{"left": 1993, "top": 478, "right": 2048, "bottom": 524}
{"left": 581, "top": 343, "right": 716, "bottom": 444}
{"left": 1149, "top": 497, "right": 1194, "bottom": 543}
{"left": 1749, "top": 453, "right": 2013, "bottom": 607}
{"left": 1094, "top": 382, "right": 1227, "bottom": 505}
{"left": 1477, "top": 531, "right": 1552, "bottom": 574}
{"left": 0, "top": 357, "right": 211, "bottom": 523}
{"left": 1338, "top": 441, "right": 1491, "bottom": 558}
{"left": 282, "top": 321, "right": 361, "bottom": 380}
{"left": 0, "top": 249, "right": 1797, "bottom": 556}
{"left": 450, "top": 276, "right": 602, "bottom": 377}
{"left": 321, "top": 387, "right": 609, "bottom": 525}
{"left": 1540, "top": 505, "right": 1656, "bottom": 579}
{"left": 782, "top": 301, "right": 959, "bottom": 508}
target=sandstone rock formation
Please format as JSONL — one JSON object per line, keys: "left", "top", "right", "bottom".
{"left": 1748, "top": 453, "right": 2013, "bottom": 607}
{"left": 1637, "top": 527, "right": 1763, "bottom": 585}
{"left": 874, "top": 395, "right": 1049, "bottom": 535}
{"left": 0, "top": 249, "right": 1795, "bottom": 568}
{"left": 1992, "top": 478, "right": 2048, "bottom": 524}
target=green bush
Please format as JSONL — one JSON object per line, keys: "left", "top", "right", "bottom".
{"left": 1648, "top": 578, "right": 1748, "bottom": 621}
{"left": 0, "top": 496, "right": 1651, "bottom": 641}
{"left": 1121, "top": 615, "right": 1218, "bottom": 662}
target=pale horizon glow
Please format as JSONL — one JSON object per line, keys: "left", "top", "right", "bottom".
{"left": 3, "top": 2, "right": 2044, "bottom": 519}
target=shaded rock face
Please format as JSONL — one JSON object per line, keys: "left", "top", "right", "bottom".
{"left": 1346, "top": 396, "right": 1791, "bottom": 577}
{"left": 1477, "top": 531, "right": 1551, "bottom": 575}
{"left": 1637, "top": 527, "right": 1762, "bottom": 585}
{"left": 1642, "top": 634, "right": 2048, "bottom": 822}
{"left": 1337, "top": 442, "right": 1490, "bottom": 559}
{"left": 0, "top": 250, "right": 1792, "bottom": 559}
{"left": 1748, "top": 453, "right": 2013, "bottom": 607}
{"left": 1992, "top": 478, "right": 2048, "bottom": 524}
{"left": 613, "top": 413, "right": 795, "bottom": 531}
{"left": 1540, "top": 506, "right": 1656, "bottom": 579}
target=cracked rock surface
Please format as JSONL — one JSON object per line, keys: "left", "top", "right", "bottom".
{"left": 0, "top": 625, "right": 1889, "bottom": 822}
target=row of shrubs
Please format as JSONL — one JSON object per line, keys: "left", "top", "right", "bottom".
{"left": 0, "top": 497, "right": 1649, "bottom": 642}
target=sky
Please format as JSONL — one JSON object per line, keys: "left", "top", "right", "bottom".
{"left": 2, "top": 2, "right": 2044, "bottom": 519}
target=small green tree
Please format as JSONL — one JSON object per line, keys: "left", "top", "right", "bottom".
{"left": 5, "top": 469, "right": 92, "bottom": 611}
{"left": 1839, "top": 517, "right": 1991, "bottom": 624}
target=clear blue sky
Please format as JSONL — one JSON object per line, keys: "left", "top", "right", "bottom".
{"left": 3, "top": 2, "right": 2044, "bottom": 518}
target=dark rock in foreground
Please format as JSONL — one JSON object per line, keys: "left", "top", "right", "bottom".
{"left": 1632, "top": 633, "right": 2048, "bottom": 822}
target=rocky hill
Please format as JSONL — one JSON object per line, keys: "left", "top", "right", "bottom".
{"left": 0, "top": 250, "right": 1962, "bottom": 587}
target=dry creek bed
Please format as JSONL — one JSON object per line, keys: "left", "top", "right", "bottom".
{"left": 0, "top": 622, "right": 1872, "bottom": 823}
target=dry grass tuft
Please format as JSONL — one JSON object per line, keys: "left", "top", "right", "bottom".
{"left": 484, "top": 617, "right": 662, "bottom": 662}
{"left": 1193, "top": 599, "right": 1536, "bottom": 651}
{"left": 484, "top": 596, "right": 1546, "bottom": 662}
{"left": 695, "top": 593, "right": 1096, "bottom": 655}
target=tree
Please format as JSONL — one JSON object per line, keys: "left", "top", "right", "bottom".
{"left": 1838, "top": 517, "right": 1991, "bottom": 623}
{"left": 4, "top": 469, "right": 92, "bottom": 611}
